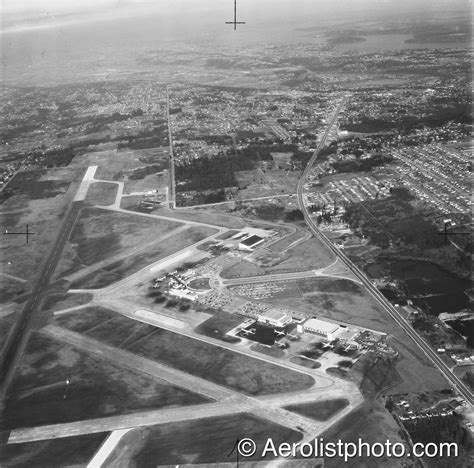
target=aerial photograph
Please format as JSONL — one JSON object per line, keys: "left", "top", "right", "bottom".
{"left": 0, "top": 0, "right": 472, "bottom": 466}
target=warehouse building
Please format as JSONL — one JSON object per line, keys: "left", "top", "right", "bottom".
{"left": 300, "top": 318, "right": 341, "bottom": 341}
{"left": 257, "top": 309, "right": 292, "bottom": 328}
{"left": 239, "top": 234, "right": 265, "bottom": 251}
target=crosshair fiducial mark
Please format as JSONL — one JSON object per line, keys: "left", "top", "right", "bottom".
{"left": 226, "top": 0, "right": 246, "bottom": 30}
{"left": 438, "top": 220, "right": 470, "bottom": 245}
{"left": 3, "top": 224, "right": 35, "bottom": 244}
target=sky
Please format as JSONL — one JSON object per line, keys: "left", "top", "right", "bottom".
{"left": 1, "top": 0, "right": 470, "bottom": 34}
{"left": 3, "top": 0, "right": 470, "bottom": 14}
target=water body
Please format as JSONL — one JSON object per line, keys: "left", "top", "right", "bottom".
{"left": 334, "top": 34, "right": 470, "bottom": 53}
{"left": 385, "top": 259, "right": 471, "bottom": 316}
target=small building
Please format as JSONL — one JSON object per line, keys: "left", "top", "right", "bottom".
{"left": 257, "top": 309, "right": 292, "bottom": 328}
{"left": 239, "top": 235, "right": 265, "bottom": 251}
{"left": 302, "top": 318, "right": 341, "bottom": 340}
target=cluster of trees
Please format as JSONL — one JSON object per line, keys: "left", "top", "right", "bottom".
{"left": 32, "top": 146, "right": 75, "bottom": 168}
{"left": 403, "top": 413, "right": 472, "bottom": 451}
{"left": 332, "top": 154, "right": 393, "bottom": 173}
{"left": 128, "top": 163, "right": 167, "bottom": 180}
{"left": 342, "top": 189, "right": 444, "bottom": 250}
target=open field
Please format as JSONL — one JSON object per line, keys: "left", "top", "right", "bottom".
{"left": 103, "top": 414, "right": 302, "bottom": 466}
{"left": 220, "top": 238, "right": 334, "bottom": 279}
{"left": 5, "top": 170, "right": 71, "bottom": 200}
{"left": 0, "top": 276, "right": 29, "bottom": 304}
{"left": 85, "top": 182, "right": 118, "bottom": 206}
{"left": 220, "top": 260, "right": 265, "bottom": 279}
{"left": 151, "top": 206, "right": 249, "bottom": 229}
{"left": 269, "top": 230, "right": 309, "bottom": 253}
{"left": 235, "top": 168, "right": 300, "bottom": 199}
{"left": 0, "top": 318, "right": 15, "bottom": 354}
{"left": 41, "top": 292, "right": 93, "bottom": 314}
{"left": 57, "top": 310, "right": 314, "bottom": 396}
{"left": 69, "top": 225, "right": 215, "bottom": 289}
{"left": 194, "top": 311, "right": 242, "bottom": 343}
{"left": 321, "top": 401, "right": 407, "bottom": 468}
{"left": 55, "top": 207, "right": 182, "bottom": 278}
{"left": 265, "top": 279, "right": 385, "bottom": 327}
{"left": 81, "top": 149, "right": 162, "bottom": 182}
{"left": 0, "top": 432, "right": 109, "bottom": 468}
{"left": 290, "top": 356, "right": 322, "bottom": 369}
{"left": 1, "top": 331, "right": 208, "bottom": 429}
{"left": 1, "top": 175, "right": 78, "bottom": 281}
{"left": 284, "top": 398, "right": 349, "bottom": 421}
{"left": 263, "top": 238, "right": 335, "bottom": 274}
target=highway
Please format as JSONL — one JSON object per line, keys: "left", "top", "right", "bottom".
{"left": 166, "top": 85, "right": 176, "bottom": 209}
{"left": 297, "top": 97, "right": 474, "bottom": 405}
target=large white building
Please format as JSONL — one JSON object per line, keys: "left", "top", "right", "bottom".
{"left": 301, "top": 318, "right": 341, "bottom": 340}
{"left": 257, "top": 310, "right": 292, "bottom": 328}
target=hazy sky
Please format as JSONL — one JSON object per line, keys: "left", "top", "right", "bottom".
{"left": 3, "top": 0, "right": 470, "bottom": 15}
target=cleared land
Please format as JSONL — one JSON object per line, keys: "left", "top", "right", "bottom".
{"left": 1, "top": 331, "right": 208, "bottom": 429}
{"left": 269, "top": 230, "right": 309, "bottom": 253}
{"left": 284, "top": 399, "right": 349, "bottom": 422}
{"left": 322, "top": 401, "right": 407, "bottom": 468}
{"left": 55, "top": 207, "right": 182, "bottom": 278}
{"left": 69, "top": 226, "right": 215, "bottom": 289}
{"left": 1, "top": 174, "right": 78, "bottom": 282}
{"left": 194, "top": 311, "right": 242, "bottom": 343}
{"left": 0, "top": 432, "right": 108, "bottom": 468}
{"left": 103, "top": 414, "right": 302, "bottom": 466}
{"left": 0, "top": 276, "right": 28, "bottom": 304}
{"left": 41, "top": 293, "right": 93, "bottom": 314}
{"left": 221, "top": 238, "right": 334, "bottom": 279}
{"left": 57, "top": 310, "right": 315, "bottom": 396}
{"left": 85, "top": 182, "right": 118, "bottom": 206}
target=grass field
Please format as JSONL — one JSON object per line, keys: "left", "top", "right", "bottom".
{"left": 58, "top": 310, "right": 314, "bottom": 396}
{"left": 0, "top": 318, "right": 15, "bottom": 354}
{"left": 0, "top": 432, "right": 109, "bottom": 468}
{"left": 264, "top": 238, "right": 335, "bottom": 274}
{"left": 268, "top": 230, "right": 309, "bottom": 253}
{"left": 84, "top": 149, "right": 159, "bottom": 181}
{"left": 1, "top": 184, "right": 77, "bottom": 281}
{"left": 235, "top": 168, "right": 299, "bottom": 199}
{"left": 56, "top": 207, "right": 184, "bottom": 278}
{"left": 103, "top": 414, "right": 302, "bottom": 466}
{"left": 220, "top": 260, "right": 265, "bottom": 279}
{"left": 85, "top": 182, "right": 118, "bottom": 206}
{"left": 194, "top": 311, "right": 242, "bottom": 343}
{"left": 284, "top": 398, "right": 349, "bottom": 421}
{"left": 1, "top": 332, "right": 208, "bottom": 429}
{"left": 41, "top": 292, "right": 93, "bottom": 314}
{"left": 0, "top": 276, "right": 28, "bottom": 304}
{"left": 321, "top": 401, "right": 406, "bottom": 468}
{"left": 289, "top": 356, "right": 322, "bottom": 369}
{"left": 69, "top": 226, "right": 215, "bottom": 289}
{"left": 151, "top": 206, "right": 249, "bottom": 229}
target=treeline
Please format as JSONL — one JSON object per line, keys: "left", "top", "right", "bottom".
{"left": 32, "top": 147, "right": 75, "bottom": 168}
{"left": 342, "top": 188, "right": 444, "bottom": 250}
{"left": 118, "top": 135, "right": 168, "bottom": 150}
{"left": 332, "top": 154, "right": 393, "bottom": 173}
{"left": 175, "top": 154, "right": 250, "bottom": 192}
{"left": 403, "top": 413, "right": 471, "bottom": 451}
{"left": 175, "top": 143, "right": 299, "bottom": 192}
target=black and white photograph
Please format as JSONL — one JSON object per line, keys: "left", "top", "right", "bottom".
{"left": 0, "top": 1, "right": 472, "bottom": 466}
